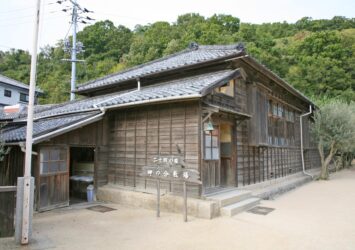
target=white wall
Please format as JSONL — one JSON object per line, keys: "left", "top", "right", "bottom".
{"left": 0, "top": 84, "right": 30, "bottom": 106}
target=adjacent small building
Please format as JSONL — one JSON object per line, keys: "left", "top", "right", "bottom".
{"left": 0, "top": 74, "right": 42, "bottom": 107}
{"left": 0, "top": 43, "right": 320, "bottom": 215}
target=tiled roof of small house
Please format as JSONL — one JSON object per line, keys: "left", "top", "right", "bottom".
{"left": 76, "top": 43, "right": 245, "bottom": 93}
{"left": 0, "top": 104, "right": 58, "bottom": 120}
{"left": 1, "top": 111, "right": 101, "bottom": 143}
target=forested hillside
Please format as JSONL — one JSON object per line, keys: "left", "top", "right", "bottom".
{"left": 0, "top": 14, "right": 354, "bottom": 104}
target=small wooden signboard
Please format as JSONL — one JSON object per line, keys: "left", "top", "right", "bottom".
{"left": 140, "top": 155, "right": 201, "bottom": 222}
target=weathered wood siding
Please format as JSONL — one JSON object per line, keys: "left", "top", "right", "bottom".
{"left": 0, "top": 187, "right": 16, "bottom": 237}
{"left": 203, "top": 66, "right": 320, "bottom": 189}
{"left": 0, "top": 147, "right": 24, "bottom": 186}
{"left": 234, "top": 69, "right": 320, "bottom": 186}
{"left": 108, "top": 101, "right": 201, "bottom": 196}
{"left": 39, "top": 118, "right": 109, "bottom": 188}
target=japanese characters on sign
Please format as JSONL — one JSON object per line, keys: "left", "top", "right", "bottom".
{"left": 141, "top": 155, "right": 201, "bottom": 184}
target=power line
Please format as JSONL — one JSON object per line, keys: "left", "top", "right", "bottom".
{"left": 0, "top": 6, "right": 35, "bottom": 14}
{"left": 0, "top": 11, "right": 63, "bottom": 22}
{"left": 0, "top": 14, "right": 68, "bottom": 28}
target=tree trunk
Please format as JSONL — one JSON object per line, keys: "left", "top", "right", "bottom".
{"left": 318, "top": 141, "right": 336, "bottom": 180}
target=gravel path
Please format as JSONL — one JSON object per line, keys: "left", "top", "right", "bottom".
{"left": 1, "top": 168, "right": 355, "bottom": 250}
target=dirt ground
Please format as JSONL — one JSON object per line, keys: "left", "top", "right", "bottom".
{"left": 1, "top": 168, "right": 355, "bottom": 250}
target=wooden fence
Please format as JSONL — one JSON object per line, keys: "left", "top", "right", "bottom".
{"left": 237, "top": 146, "right": 320, "bottom": 186}
{"left": 0, "top": 186, "right": 16, "bottom": 238}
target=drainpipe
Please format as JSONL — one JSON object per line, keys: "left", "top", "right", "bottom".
{"left": 137, "top": 78, "right": 141, "bottom": 91}
{"left": 300, "top": 105, "right": 313, "bottom": 178}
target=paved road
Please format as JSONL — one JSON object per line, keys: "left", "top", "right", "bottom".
{"left": 1, "top": 168, "right": 355, "bottom": 250}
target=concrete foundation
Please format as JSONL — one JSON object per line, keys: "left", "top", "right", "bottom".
{"left": 98, "top": 169, "right": 321, "bottom": 219}
{"left": 15, "top": 177, "right": 34, "bottom": 244}
{"left": 97, "top": 185, "right": 219, "bottom": 219}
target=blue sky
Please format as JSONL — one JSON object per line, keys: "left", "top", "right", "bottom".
{"left": 0, "top": 0, "right": 354, "bottom": 51}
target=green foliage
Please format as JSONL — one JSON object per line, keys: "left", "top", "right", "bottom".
{"left": 312, "top": 101, "right": 355, "bottom": 178}
{"left": 0, "top": 15, "right": 354, "bottom": 104}
{"left": 313, "top": 101, "right": 355, "bottom": 152}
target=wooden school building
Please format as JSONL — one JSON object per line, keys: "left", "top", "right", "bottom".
{"left": 0, "top": 43, "right": 320, "bottom": 212}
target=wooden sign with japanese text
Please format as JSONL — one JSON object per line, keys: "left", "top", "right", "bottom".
{"left": 140, "top": 156, "right": 201, "bottom": 184}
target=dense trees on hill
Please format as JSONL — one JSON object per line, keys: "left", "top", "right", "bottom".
{"left": 0, "top": 15, "right": 354, "bottom": 104}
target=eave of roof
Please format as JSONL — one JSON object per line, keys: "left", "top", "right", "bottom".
{"left": 2, "top": 111, "right": 103, "bottom": 144}
{"left": 0, "top": 74, "right": 43, "bottom": 94}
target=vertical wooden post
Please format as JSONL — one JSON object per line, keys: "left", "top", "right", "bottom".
{"left": 156, "top": 179, "right": 160, "bottom": 218}
{"left": 183, "top": 181, "right": 187, "bottom": 222}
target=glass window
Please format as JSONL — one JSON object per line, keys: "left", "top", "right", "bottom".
{"left": 220, "top": 124, "right": 232, "bottom": 157}
{"left": 40, "top": 147, "right": 67, "bottom": 174}
{"left": 215, "top": 79, "right": 234, "bottom": 97}
{"left": 4, "top": 89, "right": 11, "bottom": 97}
{"left": 20, "top": 93, "right": 29, "bottom": 102}
{"left": 268, "top": 100, "right": 295, "bottom": 146}
{"left": 204, "top": 125, "right": 219, "bottom": 160}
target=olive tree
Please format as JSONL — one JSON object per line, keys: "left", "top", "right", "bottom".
{"left": 312, "top": 101, "right": 355, "bottom": 179}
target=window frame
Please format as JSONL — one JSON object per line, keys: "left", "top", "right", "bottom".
{"left": 40, "top": 146, "right": 68, "bottom": 176}
{"left": 204, "top": 125, "right": 220, "bottom": 160}
{"left": 4, "top": 89, "right": 11, "bottom": 97}
{"left": 268, "top": 99, "right": 296, "bottom": 146}
{"left": 215, "top": 79, "right": 235, "bottom": 97}
{"left": 19, "top": 93, "right": 29, "bottom": 102}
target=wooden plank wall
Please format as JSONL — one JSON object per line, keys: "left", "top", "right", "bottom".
{"left": 108, "top": 101, "right": 201, "bottom": 197}
{"left": 0, "top": 188, "right": 16, "bottom": 237}
{"left": 235, "top": 75, "right": 319, "bottom": 186}
{"left": 0, "top": 146, "right": 24, "bottom": 186}
{"left": 40, "top": 118, "right": 109, "bottom": 188}
{"left": 235, "top": 79, "right": 249, "bottom": 186}
{"left": 237, "top": 145, "right": 320, "bottom": 186}
{"left": 39, "top": 173, "right": 69, "bottom": 210}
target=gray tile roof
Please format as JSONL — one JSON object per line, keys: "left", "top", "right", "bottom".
{"left": 1, "top": 69, "right": 238, "bottom": 143}
{"left": 0, "top": 74, "right": 43, "bottom": 93}
{"left": 1, "top": 111, "right": 101, "bottom": 143}
{"left": 19, "top": 69, "right": 237, "bottom": 120}
{"left": 76, "top": 43, "right": 245, "bottom": 93}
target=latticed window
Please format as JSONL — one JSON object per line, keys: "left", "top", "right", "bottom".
{"left": 268, "top": 100, "right": 296, "bottom": 146}
{"left": 40, "top": 147, "right": 67, "bottom": 174}
{"left": 204, "top": 126, "right": 219, "bottom": 160}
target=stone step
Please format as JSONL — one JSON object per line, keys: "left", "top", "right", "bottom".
{"left": 206, "top": 190, "right": 252, "bottom": 207}
{"left": 252, "top": 175, "right": 314, "bottom": 200}
{"left": 220, "top": 197, "right": 260, "bottom": 217}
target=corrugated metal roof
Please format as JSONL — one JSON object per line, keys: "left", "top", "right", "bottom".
{"left": 76, "top": 44, "right": 245, "bottom": 93}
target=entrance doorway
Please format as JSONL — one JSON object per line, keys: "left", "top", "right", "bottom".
{"left": 220, "top": 123, "right": 234, "bottom": 187}
{"left": 203, "top": 121, "right": 236, "bottom": 193}
{"left": 38, "top": 146, "right": 69, "bottom": 211}
{"left": 69, "top": 147, "right": 95, "bottom": 204}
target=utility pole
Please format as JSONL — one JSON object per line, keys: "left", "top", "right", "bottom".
{"left": 70, "top": 0, "right": 77, "bottom": 101}
{"left": 60, "top": 0, "right": 91, "bottom": 100}
{"left": 17, "top": 0, "right": 41, "bottom": 245}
